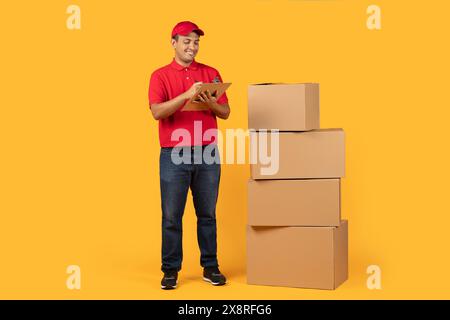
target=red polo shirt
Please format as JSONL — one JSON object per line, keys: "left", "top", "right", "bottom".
{"left": 148, "top": 58, "right": 228, "bottom": 147}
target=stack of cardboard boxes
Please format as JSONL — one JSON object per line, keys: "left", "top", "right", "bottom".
{"left": 247, "top": 83, "right": 348, "bottom": 290}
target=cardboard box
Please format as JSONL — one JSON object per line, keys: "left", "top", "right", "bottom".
{"left": 250, "top": 129, "right": 345, "bottom": 179}
{"left": 248, "top": 178, "right": 341, "bottom": 226}
{"left": 248, "top": 83, "right": 320, "bottom": 131}
{"left": 247, "top": 220, "right": 348, "bottom": 290}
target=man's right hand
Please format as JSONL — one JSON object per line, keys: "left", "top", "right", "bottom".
{"left": 182, "top": 82, "right": 203, "bottom": 100}
{"left": 151, "top": 82, "right": 206, "bottom": 120}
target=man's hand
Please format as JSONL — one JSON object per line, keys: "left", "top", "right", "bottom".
{"left": 197, "top": 90, "right": 218, "bottom": 107}
{"left": 197, "top": 90, "right": 230, "bottom": 120}
{"left": 150, "top": 82, "right": 203, "bottom": 120}
{"left": 183, "top": 82, "right": 203, "bottom": 100}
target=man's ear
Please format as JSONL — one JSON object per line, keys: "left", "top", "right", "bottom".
{"left": 171, "top": 39, "right": 176, "bottom": 49}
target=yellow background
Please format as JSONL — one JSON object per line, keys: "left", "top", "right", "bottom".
{"left": 1, "top": 0, "right": 449, "bottom": 299}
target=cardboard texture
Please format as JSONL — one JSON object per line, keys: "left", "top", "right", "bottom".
{"left": 248, "top": 83, "right": 320, "bottom": 131}
{"left": 246, "top": 220, "right": 348, "bottom": 290}
{"left": 248, "top": 178, "right": 341, "bottom": 226}
{"left": 250, "top": 129, "right": 345, "bottom": 179}
{"left": 246, "top": 82, "right": 348, "bottom": 290}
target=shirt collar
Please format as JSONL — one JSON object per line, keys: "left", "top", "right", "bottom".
{"left": 170, "top": 58, "right": 199, "bottom": 71}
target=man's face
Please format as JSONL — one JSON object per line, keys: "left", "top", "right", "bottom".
{"left": 172, "top": 32, "right": 200, "bottom": 63}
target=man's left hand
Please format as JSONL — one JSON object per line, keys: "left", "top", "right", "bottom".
{"left": 197, "top": 90, "right": 218, "bottom": 107}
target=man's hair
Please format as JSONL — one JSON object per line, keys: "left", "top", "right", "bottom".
{"left": 172, "top": 31, "right": 201, "bottom": 42}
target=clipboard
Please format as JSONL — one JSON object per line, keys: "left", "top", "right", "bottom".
{"left": 182, "top": 82, "right": 231, "bottom": 111}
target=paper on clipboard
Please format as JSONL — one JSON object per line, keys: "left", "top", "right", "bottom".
{"left": 182, "top": 82, "right": 231, "bottom": 111}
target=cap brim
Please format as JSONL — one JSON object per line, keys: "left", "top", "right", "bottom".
{"left": 174, "top": 27, "right": 205, "bottom": 37}
{"left": 193, "top": 28, "right": 204, "bottom": 36}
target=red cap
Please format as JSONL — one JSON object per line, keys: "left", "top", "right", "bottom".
{"left": 171, "top": 21, "right": 204, "bottom": 38}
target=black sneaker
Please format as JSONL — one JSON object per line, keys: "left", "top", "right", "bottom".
{"left": 203, "top": 267, "right": 226, "bottom": 286}
{"left": 161, "top": 270, "right": 178, "bottom": 290}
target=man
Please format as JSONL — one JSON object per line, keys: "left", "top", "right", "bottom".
{"left": 148, "top": 21, "right": 230, "bottom": 290}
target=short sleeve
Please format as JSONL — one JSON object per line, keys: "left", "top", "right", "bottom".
{"left": 214, "top": 70, "right": 229, "bottom": 105}
{"left": 148, "top": 71, "right": 167, "bottom": 106}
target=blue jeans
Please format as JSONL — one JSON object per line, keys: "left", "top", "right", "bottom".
{"left": 159, "top": 145, "right": 221, "bottom": 272}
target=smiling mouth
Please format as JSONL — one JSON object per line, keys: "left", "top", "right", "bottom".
{"left": 186, "top": 51, "right": 195, "bottom": 57}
